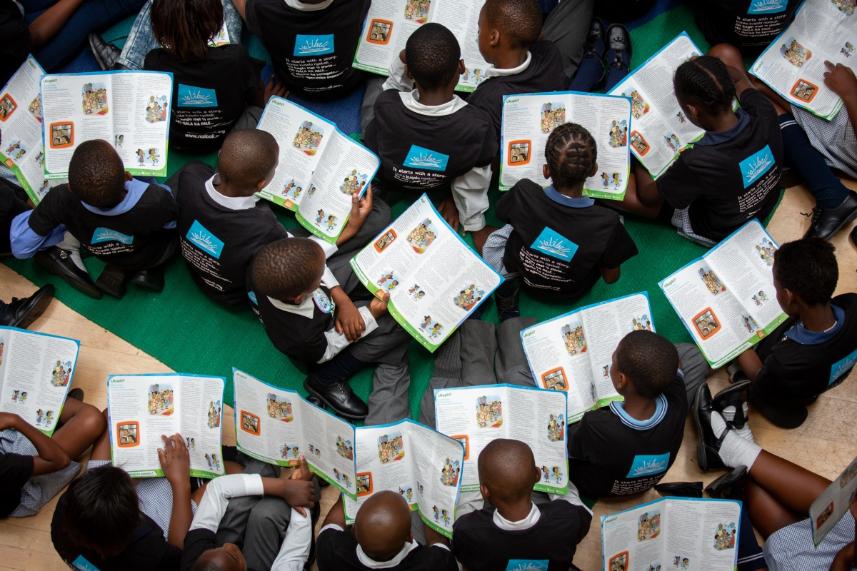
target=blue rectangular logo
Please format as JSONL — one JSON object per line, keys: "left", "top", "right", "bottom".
{"left": 530, "top": 227, "right": 578, "bottom": 262}
{"left": 293, "top": 34, "right": 335, "bottom": 57}
{"left": 626, "top": 453, "right": 670, "bottom": 478}
{"left": 72, "top": 555, "right": 101, "bottom": 571}
{"left": 506, "top": 561, "right": 549, "bottom": 571}
{"left": 177, "top": 84, "right": 218, "bottom": 108}
{"left": 402, "top": 145, "right": 450, "bottom": 172}
{"left": 91, "top": 227, "right": 134, "bottom": 245}
{"left": 748, "top": 0, "right": 788, "bottom": 14}
{"left": 739, "top": 145, "right": 776, "bottom": 188}
{"left": 829, "top": 348, "right": 857, "bottom": 386}
{"left": 186, "top": 220, "right": 224, "bottom": 259}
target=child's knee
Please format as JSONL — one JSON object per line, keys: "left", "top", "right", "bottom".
{"left": 708, "top": 43, "right": 744, "bottom": 69}
{"left": 247, "top": 497, "right": 291, "bottom": 530}
{"left": 78, "top": 403, "right": 108, "bottom": 436}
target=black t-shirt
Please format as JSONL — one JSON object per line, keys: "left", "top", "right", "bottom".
{"left": 51, "top": 495, "right": 181, "bottom": 571}
{"left": 173, "top": 163, "right": 287, "bottom": 307}
{"left": 694, "top": 0, "right": 799, "bottom": 51}
{"left": 468, "top": 41, "right": 567, "bottom": 142}
{"left": 568, "top": 376, "right": 688, "bottom": 498}
{"left": 751, "top": 293, "right": 857, "bottom": 406}
{"left": 0, "top": 452, "right": 32, "bottom": 518}
{"left": 1, "top": 179, "right": 29, "bottom": 255}
{"left": 453, "top": 501, "right": 592, "bottom": 571}
{"left": 658, "top": 89, "right": 783, "bottom": 242}
{"left": 244, "top": 0, "right": 369, "bottom": 98}
{"left": 364, "top": 91, "right": 497, "bottom": 195}
{"left": 144, "top": 45, "right": 259, "bottom": 153}
{"left": 27, "top": 183, "right": 178, "bottom": 270}
{"left": 316, "top": 527, "right": 458, "bottom": 571}
{"left": 497, "top": 180, "right": 638, "bottom": 300}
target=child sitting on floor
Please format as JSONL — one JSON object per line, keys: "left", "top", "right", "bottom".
{"left": 453, "top": 439, "right": 591, "bottom": 570}
{"left": 10, "top": 139, "right": 178, "bottom": 299}
{"left": 482, "top": 123, "right": 637, "bottom": 319}
{"left": 567, "top": 331, "right": 688, "bottom": 498}
{"left": 364, "top": 23, "right": 496, "bottom": 236}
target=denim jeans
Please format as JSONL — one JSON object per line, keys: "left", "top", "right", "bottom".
{"left": 22, "top": 0, "right": 147, "bottom": 71}
{"left": 116, "top": 0, "right": 243, "bottom": 69}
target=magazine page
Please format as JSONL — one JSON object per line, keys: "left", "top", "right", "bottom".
{"left": 353, "top": 0, "right": 489, "bottom": 92}
{"left": 601, "top": 498, "right": 667, "bottom": 571}
{"left": 809, "top": 455, "right": 857, "bottom": 546}
{"left": 176, "top": 375, "right": 225, "bottom": 478}
{"left": 750, "top": 0, "right": 856, "bottom": 119}
{"left": 110, "top": 71, "right": 172, "bottom": 178}
{"left": 406, "top": 421, "right": 464, "bottom": 537}
{"left": 499, "top": 91, "right": 632, "bottom": 200}
{"left": 350, "top": 194, "right": 502, "bottom": 352}
{"left": 0, "top": 327, "right": 79, "bottom": 436}
{"left": 233, "top": 369, "right": 358, "bottom": 496}
{"left": 609, "top": 33, "right": 705, "bottom": 179}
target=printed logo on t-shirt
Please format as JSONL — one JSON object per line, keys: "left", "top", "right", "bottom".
{"left": 829, "top": 347, "right": 857, "bottom": 386}
{"left": 626, "top": 452, "right": 671, "bottom": 478}
{"left": 530, "top": 227, "right": 578, "bottom": 263}
{"left": 91, "top": 227, "right": 134, "bottom": 245}
{"left": 747, "top": 0, "right": 788, "bottom": 14}
{"left": 293, "top": 34, "right": 335, "bottom": 57}
{"left": 738, "top": 145, "right": 776, "bottom": 188}
{"left": 247, "top": 291, "right": 259, "bottom": 306}
{"left": 186, "top": 220, "right": 225, "bottom": 259}
{"left": 177, "top": 84, "right": 219, "bottom": 108}
{"left": 312, "top": 289, "right": 334, "bottom": 314}
{"left": 505, "top": 561, "right": 549, "bottom": 570}
{"left": 402, "top": 145, "right": 450, "bottom": 172}
{"left": 71, "top": 555, "right": 100, "bottom": 571}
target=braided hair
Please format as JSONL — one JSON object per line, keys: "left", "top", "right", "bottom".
{"left": 673, "top": 56, "right": 736, "bottom": 115}
{"left": 545, "top": 123, "right": 597, "bottom": 189}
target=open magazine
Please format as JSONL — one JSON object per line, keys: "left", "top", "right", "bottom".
{"left": 500, "top": 91, "right": 632, "bottom": 200}
{"left": 810, "top": 455, "right": 857, "bottom": 546}
{"left": 601, "top": 497, "right": 741, "bottom": 571}
{"left": 232, "top": 369, "right": 357, "bottom": 497}
{"left": 521, "top": 293, "right": 653, "bottom": 423}
{"left": 434, "top": 384, "right": 569, "bottom": 495}
{"left": 41, "top": 70, "right": 172, "bottom": 179}
{"left": 660, "top": 220, "right": 788, "bottom": 369}
{"left": 609, "top": 33, "right": 705, "bottom": 179}
{"left": 107, "top": 373, "right": 225, "bottom": 479}
{"left": 750, "top": 0, "right": 856, "bottom": 120}
{"left": 0, "top": 327, "right": 79, "bottom": 436}
{"left": 256, "top": 96, "right": 380, "bottom": 244}
{"left": 353, "top": 0, "right": 490, "bottom": 92}
{"left": 343, "top": 419, "right": 464, "bottom": 538}
{"left": 350, "top": 194, "right": 503, "bottom": 352}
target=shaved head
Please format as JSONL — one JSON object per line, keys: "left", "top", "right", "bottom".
{"left": 478, "top": 439, "right": 537, "bottom": 503}
{"left": 217, "top": 129, "right": 279, "bottom": 191}
{"left": 354, "top": 491, "right": 412, "bottom": 561}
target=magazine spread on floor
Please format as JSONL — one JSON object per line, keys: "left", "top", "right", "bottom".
{"left": 0, "top": 327, "right": 79, "bottom": 436}
{"left": 608, "top": 32, "right": 705, "bottom": 179}
{"left": 343, "top": 418, "right": 464, "bottom": 538}
{"left": 809, "top": 455, "right": 857, "bottom": 546}
{"left": 521, "top": 293, "right": 653, "bottom": 423}
{"left": 350, "top": 194, "right": 503, "bottom": 352}
{"left": 500, "top": 91, "right": 632, "bottom": 200}
{"left": 434, "top": 384, "right": 569, "bottom": 495}
{"left": 232, "top": 369, "right": 357, "bottom": 497}
{"left": 256, "top": 96, "right": 380, "bottom": 244}
{"left": 660, "top": 220, "right": 788, "bottom": 369}
{"left": 353, "top": 0, "right": 490, "bottom": 92}
{"left": 107, "top": 373, "right": 224, "bottom": 479}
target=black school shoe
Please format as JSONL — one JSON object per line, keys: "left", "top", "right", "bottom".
{"left": 88, "top": 33, "right": 121, "bottom": 71}
{"left": 130, "top": 266, "right": 165, "bottom": 292}
{"left": 805, "top": 191, "right": 857, "bottom": 240}
{"left": 34, "top": 247, "right": 102, "bottom": 299}
{"left": 0, "top": 284, "right": 55, "bottom": 328}
{"left": 711, "top": 380, "right": 752, "bottom": 429}
{"left": 693, "top": 383, "right": 727, "bottom": 472}
{"left": 303, "top": 377, "right": 368, "bottom": 421}
{"left": 851, "top": 224, "right": 857, "bottom": 248}
{"left": 95, "top": 265, "right": 130, "bottom": 299}
{"left": 705, "top": 466, "right": 748, "bottom": 500}
{"left": 654, "top": 481, "right": 703, "bottom": 498}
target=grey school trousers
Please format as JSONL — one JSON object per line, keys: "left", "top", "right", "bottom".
{"left": 541, "top": 0, "right": 595, "bottom": 82}
{"left": 676, "top": 342, "right": 713, "bottom": 402}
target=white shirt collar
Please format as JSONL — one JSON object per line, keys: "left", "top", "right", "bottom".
{"left": 284, "top": 0, "right": 333, "bottom": 10}
{"left": 205, "top": 176, "right": 258, "bottom": 211}
{"left": 268, "top": 293, "right": 316, "bottom": 319}
{"left": 484, "top": 51, "right": 533, "bottom": 79}
{"left": 398, "top": 90, "right": 468, "bottom": 116}
{"left": 492, "top": 502, "right": 541, "bottom": 531}
{"left": 356, "top": 540, "right": 419, "bottom": 569}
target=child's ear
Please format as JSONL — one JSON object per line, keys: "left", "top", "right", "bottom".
{"left": 542, "top": 164, "right": 551, "bottom": 180}
{"left": 589, "top": 162, "right": 599, "bottom": 178}
{"left": 124, "top": 171, "right": 132, "bottom": 182}
{"left": 532, "top": 465, "right": 541, "bottom": 485}
{"left": 479, "top": 483, "right": 490, "bottom": 501}
{"left": 457, "top": 59, "right": 466, "bottom": 76}
{"left": 489, "top": 28, "right": 501, "bottom": 47}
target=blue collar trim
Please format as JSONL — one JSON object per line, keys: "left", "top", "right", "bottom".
{"left": 784, "top": 305, "right": 845, "bottom": 345}
{"left": 544, "top": 185, "right": 594, "bottom": 208}
{"left": 610, "top": 394, "right": 668, "bottom": 430}
{"left": 81, "top": 179, "right": 150, "bottom": 216}
{"left": 696, "top": 110, "right": 751, "bottom": 147}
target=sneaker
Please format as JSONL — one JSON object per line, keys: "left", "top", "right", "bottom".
{"left": 88, "top": 33, "right": 122, "bottom": 71}
{"left": 34, "top": 247, "right": 102, "bottom": 299}
{"left": 605, "top": 23, "right": 632, "bottom": 59}
{"left": 303, "top": 377, "right": 368, "bottom": 421}
{"left": 0, "top": 284, "right": 55, "bottom": 328}
{"left": 583, "top": 18, "right": 607, "bottom": 57}
{"left": 804, "top": 191, "right": 857, "bottom": 240}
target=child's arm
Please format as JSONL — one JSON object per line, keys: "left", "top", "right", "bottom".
{"left": 321, "top": 494, "right": 348, "bottom": 529}
{"left": 632, "top": 162, "right": 663, "bottom": 209}
{"left": 336, "top": 186, "right": 374, "bottom": 246}
{"left": 422, "top": 522, "right": 450, "bottom": 547}
{"left": 318, "top": 294, "right": 389, "bottom": 363}
{"left": 0, "top": 412, "right": 70, "bottom": 475}
{"left": 9, "top": 199, "right": 66, "bottom": 259}
{"left": 736, "top": 348, "right": 765, "bottom": 382}
{"left": 600, "top": 267, "right": 620, "bottom": 284}
{"left": 382, "top": 50, "right": 414, "bottom": 92}
{"left": 158, "top": 433, "right": 193, "bottom": 549}
{"left": 270, "top": 457, "right": 316, "bottom": 570}
{"left": 824, "top": 62, "right": 857, "bottom": 135}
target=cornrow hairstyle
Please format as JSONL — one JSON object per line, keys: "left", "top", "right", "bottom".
{"left": 673, "top": 55, "right": 736, "bottom": 115}
{"left": 406, "top": 23, "right": 461, "bottom": 90}
{"left": 251, "top": 238, "right": 325, "bottom": 301}
{"left": 774, "top": 238, "right": 838, "bottom": 305}
{"left": 483, "top": 0, "right": 542, "bottom": 48}
{"left": 545, "top": 123, "right": 597, "bottom": 189}
{"left": 151, "top": 0, "right": 223, "bottom": 62}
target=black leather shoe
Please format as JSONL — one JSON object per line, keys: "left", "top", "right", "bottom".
{"left": 693, "top": 383, "right": 727, "bottom": 471}
{"left": 130, "top": 267, "right": 165, "bottom": 292}
{"left": 304, "top": 378, "right": 367, "bottom": 420}
{"left": 804, "top": 191, "right": 857, "bottom": 240}
{"left": 705, "top": 466, "right": 748, "bottom": 500}
{"left": 495, "top": 278, "right": 520, "bottom": 322}
{"left": 67, "top": 388, "right": 84, "bottom": 401}
{"left": 0, "top": 284, "right": 55, "bottom": 328}
{"left": 88, "top": 33, "right": 121, "bottom": 70}
{"left": 654, "top": 481, "right": 703, "bottom": 498}
{"left": 711, "top": 380, "right": 751, "bottom": 430}
{"left": 95, "top": 265, "right": 130, "bottom": 299}
{"left": 851, "top": 224, "right": 857, "bottom": 248}
{"left": 34, "top": 247, "right": 102, "bottom": 299}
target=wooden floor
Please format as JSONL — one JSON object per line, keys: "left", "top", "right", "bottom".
{"left": 0, "top": 182, "right": 855, "bottom": 571}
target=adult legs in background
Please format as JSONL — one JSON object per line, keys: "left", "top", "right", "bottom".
{"left": 541, "top": 0, "right": 595, "bottom": 82}
{"left": 676, "top": 343, "right": 712, "bottom": 402}
{"left": 494, "top": 316, "right": 536, "bottom": 385}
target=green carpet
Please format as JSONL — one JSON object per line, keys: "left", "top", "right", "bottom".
{"left": 4, "top": 5, "right": 723, "bottom": 414}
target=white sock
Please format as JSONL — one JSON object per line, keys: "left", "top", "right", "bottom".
{"left": 721, "top": 404, "right": 755, "bottom": 443}
{"left": 710, "top": 410, "right": 761, "bottom": 470}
